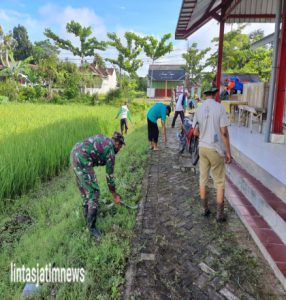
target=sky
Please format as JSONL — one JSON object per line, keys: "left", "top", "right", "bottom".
{"left": 0, "top": 0, "right": 275, "bottom": 76}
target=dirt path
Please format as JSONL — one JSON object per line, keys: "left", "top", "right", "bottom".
{"left": 123, "top": 119, "right": 286, "bottom": 300}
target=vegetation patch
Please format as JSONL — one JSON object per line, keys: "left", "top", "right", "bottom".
{"left": 0, "top": 103, "right": 148, "bottom": 210}
{"left": 0, "top": 124, "right": 148, "bottom": 299}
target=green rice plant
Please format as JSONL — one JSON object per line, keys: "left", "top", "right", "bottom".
{"left": 0, "top": 125, "right": 148, "bottom": 299}
{"left": 0, "top": 103, "right": 148, "bottom": 210}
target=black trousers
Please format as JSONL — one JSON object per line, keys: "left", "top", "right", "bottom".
{"left": 171, "top": 111, "right": 184, "bottom": 127}
{"left": 120, "top": 118, "right": 128, "bottom": 134}
{"left": 147, "top": 118, "right": 159, "bottom": 143}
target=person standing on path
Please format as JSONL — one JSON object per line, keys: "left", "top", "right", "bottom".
{"left": 220, "top": 85, "right": 230, "bottom": 101}
{"left": 147, "top": 102, "right": 171, "bottom": 151}
{"left": 70, "top": 132, "right": 125, "bottom": 238}
{"left": 170, "top": 89, "right": 176, "bottom": 112}
{"left": 116, "top": 102, "right": 132, "bottom": 135}
{"left": 171, "top": 89, "right": 189, "bottom": 128}
{"left": 192, "top": 87, "right": 231, "bottom": 222}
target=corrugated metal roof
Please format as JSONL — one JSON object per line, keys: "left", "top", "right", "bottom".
{"left": 250, "top": 33, "right": 275, "bottom": 49}
{"left": 227, "top": 0, "right": 276, "bottom": 23}
{"left": 175, "top": 0, "right": 277, "bottom": 39}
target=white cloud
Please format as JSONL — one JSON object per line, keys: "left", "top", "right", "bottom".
{"left": 136, "top": 21, "right": 275, "bottom": 77}
{"left": 39, "top": 5, "right": 107, "bottom": 41}
{"left": 0, "top": 9, "right": 42, "bottom": 41}
{"left": 0, "top": 5, "right": 276, "bottom": 77}
{"left": 37, "top": 5, "right": 108, "bottom": 63}
{"left": 0, "top": 9, "right": 11, "bottom": 22}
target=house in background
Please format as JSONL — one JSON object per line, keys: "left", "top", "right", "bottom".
{"left": 147, "top": 64, "right": 186, "bottom": 98}
{"left": 83, "top": 65, "right": 117, "bottom": 95}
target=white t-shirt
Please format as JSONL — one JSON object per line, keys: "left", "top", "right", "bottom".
{"left": 120, "top": 105, "right": 129, "bottom": 119}
{"left": 175, "top": 94, "right": 187, "bottom": 111}
{"left": 192, "top": 99, "right": 230, "bottom": 156}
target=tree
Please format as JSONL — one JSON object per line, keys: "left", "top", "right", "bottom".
{"left": 121, "top": 74, "right": 138, "bottom": 101}
{"left": 240, "top": 47, "right": 272, "bottom": 81}
{"left": 58, "top": 60, "right": 82, "bottom": 99}
{"left": 249, "top": 29, "right": 265, "bottom": 44}
{"left": 142, "top": 33, "right": 173, "bottom": 89}
{"left": 207, "top": 25, "right": 250, "bottom": 71}
{"left": 93, "top": 53, "right": 106, "bottom": 68}
{"left": 106, "top": 32, "right": 144, "bottom": 84}
{"left": 0, "top": 25, "right": 17, "bottom": 67}
{"left": 207, "top": 26, "right": 272, "bottom": 81}
{"left": 182, "top": 42, "right": 210, "bottom": 87}
{"left": 38, "top": 55, "right": 59, "bottom": 98}
{"left": 136, "top": 76, "right": 148, "bottom": 91}
{"left": 44, "top": 21, "right": 106, "bottom": 66}
{"left": 0, "top": 26, "right": 32, "bottom": 87}
{"left": 32, "top": 39, "right": 59, "bottom": 63}
{"left": 0, "top": 55, "right": 33, "bottom": 82}
{"left": 12, "top": 25, "right": 33, "bottom": 61}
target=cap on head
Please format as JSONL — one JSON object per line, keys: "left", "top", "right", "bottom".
{"left": 112, "top": 131, "right": 125, "bottom": 145}
{"left": 203, "top": 87, "right": 219, "bottom": 96}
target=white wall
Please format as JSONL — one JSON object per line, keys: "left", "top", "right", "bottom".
{"left": 85, "top": 71, "right": 117, "bottom": 95}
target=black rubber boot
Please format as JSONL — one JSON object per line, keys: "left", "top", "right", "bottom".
{"left": 87, "top": 203, "right": 101, "bottom": 238}
{"left": 200, "top": 199, "right": 210, "bottom": 217}
{"left": 216, "top": 202, "right": 226, "bottom": 223}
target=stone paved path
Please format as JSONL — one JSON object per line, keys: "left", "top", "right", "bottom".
{"left": 124, "top": 118, "right": 286, "bottom": 300}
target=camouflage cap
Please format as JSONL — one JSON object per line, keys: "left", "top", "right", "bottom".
{"left": 112, "top": 131, "right": 125, "bottom": 145}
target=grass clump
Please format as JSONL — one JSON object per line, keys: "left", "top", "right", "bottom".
{"left": 0, "top": 125, "right": 148, "bottom": 299}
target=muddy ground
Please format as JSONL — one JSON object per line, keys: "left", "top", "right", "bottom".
{"left": 123, "top": 119, "right": 286, "bottom": 300}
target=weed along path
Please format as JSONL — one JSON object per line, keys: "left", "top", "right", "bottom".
{"left": 124, "top": 120, "right": 286, "bottom": 300}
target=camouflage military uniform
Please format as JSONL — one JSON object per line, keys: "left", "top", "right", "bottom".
{"left": 70, "top": 134, "right": 116, "bottom": 208}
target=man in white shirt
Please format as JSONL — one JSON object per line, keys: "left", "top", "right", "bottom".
{"left": 171, "top": 89, "right": 189, "bottom": 128}
{"left": 116, "top": 102, "right": 132, "bottom": 135}
{"left": 193, "top": 87, "right": 231, "bottom": 222}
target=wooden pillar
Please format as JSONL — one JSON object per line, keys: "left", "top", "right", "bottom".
{"left": 165, "top": 80, "right": 167, "bottom": 98}
{"left": 215, "top": 19, "right": 225, "bottom": 102}
{"left": 273, "top": 0, "right": 286, "bottom": 134}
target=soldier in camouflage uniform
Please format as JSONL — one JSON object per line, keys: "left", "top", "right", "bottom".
{"left": 71, "top": 132, "right": 125, "bottom": 237}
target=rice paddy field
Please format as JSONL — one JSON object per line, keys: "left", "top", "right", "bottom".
{"left": 0, "top": 102, "right": 149, "bottom": 299}
{"left": 0, "top": 103, "right": 147, "bottom": 208}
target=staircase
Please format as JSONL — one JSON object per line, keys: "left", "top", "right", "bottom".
{"left": 225, "top": 147, "right": 286, "bottom": 290}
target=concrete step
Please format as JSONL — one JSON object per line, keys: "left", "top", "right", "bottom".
{"left": 230, "top": 143, "right": 286, "bottom": 204}
{"left": 226, "top": 161, "right": 286, "bottom": 245}
{"left": 225, "top": 162, "right": 286, "bottom": 290}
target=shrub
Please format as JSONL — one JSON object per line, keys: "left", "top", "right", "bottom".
{"left": 19, "top": 86, "right": 37, "bottom": 102}
{"left": 0, "top": 95, "right": 9, "bottom": 103}
{"left": 51, "top": 94, "right": 67, "bottom": 104}
{"left": 90, "top": 93, "right": 99, "bottom": 106}
{"left": 0, "top": 79, "right": 19, "bottom": 101}
{"left": 105, "top": 88, "right": 122, "bottom": 103}
{"left": 63, "top": 73, "right": 80, "bottom": 99}
{"left": 34, "top": 85, "right": 46, "bottom": 99}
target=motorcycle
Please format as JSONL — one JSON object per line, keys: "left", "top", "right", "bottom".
{"left": 178, "top": 117, "right": 199, "bottom": 166}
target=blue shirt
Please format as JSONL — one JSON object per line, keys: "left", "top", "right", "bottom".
{"left": 147, "top": 102, "right": 167, "bottom": 123}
